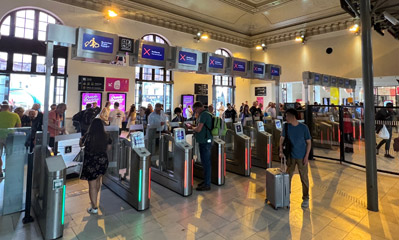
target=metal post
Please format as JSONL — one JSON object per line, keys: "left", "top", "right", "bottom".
{"left": 360, "top": 0, "right": 378, "bottom": 211}
{"left": 275, "top": 79, "right": 280, "bottom": 116}
{"left": 304, "top": 83, "right": 309, "bottom": 105}
{"left": 41, "top": 41, "right": 54, "bottom": 157}
{"left": 22, "top": 153, "right": 34, "bottom": 224}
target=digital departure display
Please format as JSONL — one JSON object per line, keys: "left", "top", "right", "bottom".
{"left": 82, "top": 33, "right": 114, "bottom": 54}
{"left": 233, "top": 60, "right": 246, "bottom": 72}
{"left": 141, "top": 44, "right": 165, "bottom": 61}
{"left": 253, "top": 64, "right": 264, "bottom": 74}
{"left": 271, "top": 67, "right": 280, "bottom": 76}
{"left": 179, "top": 51, "right": 197, "bottom": 65}
{"left": 208, "top": 56, "right": 224, "bottom": 69}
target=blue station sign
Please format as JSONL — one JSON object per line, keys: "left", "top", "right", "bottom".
{"left": 209, "top": 56, "right": 224, "bottom": 69}
{"left": 82, "top": 33, "right": 114, "bottom": 54}
{"left": 141, "top": 44, "right": 165, "bottom": 61}
{"left": 178, "top": 51, "right": 197, "bottom": 65}
{"left": 253, "top": 64, "right": 264, "bottom": 74}
{"left": 233, "top": 60, "right": 246, "bottom": 72}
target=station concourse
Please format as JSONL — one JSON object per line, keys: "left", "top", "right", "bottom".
{"left": 0, "top": 0, "right": 399, "bottom": 239}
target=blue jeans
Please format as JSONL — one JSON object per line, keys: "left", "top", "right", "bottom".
{"left": 199, "top": 142, "right": 212, "bottom": 186}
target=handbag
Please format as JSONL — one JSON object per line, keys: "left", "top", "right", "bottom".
{"left": 378, "top": 125, "right": 390, "bottom": 140}
{"left": 283, "top": 123, "right": 292, "bottom": 158}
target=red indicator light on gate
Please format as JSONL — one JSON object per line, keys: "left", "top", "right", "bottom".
{"left": 184, "top": 161, "right": 187, "bottom": 189}
{"left": 245, "top": 148, "right": 248, "bottom": 170}
{"left": 148, "top": 168, "right": 151, "bottom": 199}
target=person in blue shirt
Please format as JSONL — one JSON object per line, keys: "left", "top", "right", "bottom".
{"left": 279, "top": 108, "right": 311, "bottom": 208}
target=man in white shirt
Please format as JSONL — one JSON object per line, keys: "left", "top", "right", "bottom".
{"left": 109, "top": 102, "right": 125, "bottom": 135}
{"left": 148, "top": 103, "right": 167, "bottom": 132}
{"left": 217, "top": 102, "right": 225, "bottom": 117}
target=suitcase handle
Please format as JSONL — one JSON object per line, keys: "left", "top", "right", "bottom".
{"left": 280, "top": 156, "right": 287, "bottom": 173}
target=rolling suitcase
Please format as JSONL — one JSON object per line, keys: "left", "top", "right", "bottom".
{"left": 266, "top": 157, "right": 290, "bottom": 209}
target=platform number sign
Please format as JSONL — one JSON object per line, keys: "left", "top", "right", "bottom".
{"left": 119, "top": 37, "right": 134, "bottom": 53}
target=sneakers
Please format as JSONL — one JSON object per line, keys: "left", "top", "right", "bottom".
{"left": 196, "top": 185, "right": 211, "bottom": 191}
{"left": 0, "top": 172, "right": 3, "bottom": 179}
{"left": 87, "top": 207, "right": 98, "bottom": 214}
{"left": 301, "top": 199, "right": 309, "bottom": 208}
{"left": 384, "top": 154, "right": 395, "bottom": 159}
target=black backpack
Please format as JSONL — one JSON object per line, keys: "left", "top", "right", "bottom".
{"left": 82, "top": 109, "right": 95, "bottom": 126}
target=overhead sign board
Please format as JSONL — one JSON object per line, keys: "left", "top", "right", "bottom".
{"left": 166, "top": 47, "right": 201, "bottom": 72}
{"left": 321, "top": 75, "right": 331, "bottom": 87}
{"left": 266, "top": 64, "right": 282, "bottom": 81}
{"left": 72, "top": 28, "right": 118, "bottom": 63}
{"left": 244, "top": 61, "right": 265, "bottom": 80}
{"left": 225, "top": 57, "right": 248, "bottom": 77}
{"left": 194, "top": 84, "right": 208, "bottom": 95}
{"left": 255, "top": 87, "right": 267, "bottom": 96}
{"left": 330, "top": 76, "right": 338, "bottom": 87}
{"left": 129, "top": 40, "right": 169, "bottom": 68}
{"left": 197, "top": 53, "right": 226, "bottom": 75}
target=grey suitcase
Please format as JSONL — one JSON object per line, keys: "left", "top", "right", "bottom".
{"left": 266, "top": 158, "right": 290, "bottom": 209}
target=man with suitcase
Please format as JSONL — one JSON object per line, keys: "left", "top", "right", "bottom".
{"left": 279, "top": 108, "right": 312, "bottom": 208}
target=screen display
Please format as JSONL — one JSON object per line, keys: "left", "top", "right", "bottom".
{"left": 257, "top": 121, "right": 264, "bottom": 132}
{"left": 81, "top": 92, "right": 102, "bottom": 111}
{"left": 275, "top": 120, "right": 282, "bottom": 130}
{"left": 141, "top": 44, "right": 165, "bottom": 61}
{"left": 233, "top": 60, "right": 246, "bottom": 72}
{"left": 253, "top": 64, "right": 264, "bottom": 74}
{"left": 179, "top": 51, "right": 197, "bottom": 65}
{"left": 176, "top": 130, "right": 185, "bottom": 141}
{"left": 108, "top": 93, "right": 126, "bottom": 112}
{"left": 270, "top": 67, "right": 280, "bottom": 76}
{"left": 331, "top": 77, "right": 337, "bottom": 84}
{"left": 208, "top": 56, "right": 224, "bottom": 69}
{"left": 182, "top": 95, "right": 194, "bottom": 119}
{"left": 235, "top": 124, "right": 243, "bottom": 134}
{"left": 323, "top": 76, "right": 329, "bottom": 83}
{"left": 132, "top": 132, "right": 145, "bottom": 148}
{"left": 82, "top": 33, "right": 114, "bottom": 54}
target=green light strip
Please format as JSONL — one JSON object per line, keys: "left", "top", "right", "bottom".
{"left": 61, "top": 185, "right": 65, "bottom": 225}
{"left": 138, "top": 170, "right": 142, "bottom": 202}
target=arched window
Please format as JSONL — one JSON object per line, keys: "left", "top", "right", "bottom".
{"left": 135, "top": 33, "right": 173, "bottom": 114}
{"left": 0, "top": 8, "right": 67, "bottom": 109}
{"left": 213, "top": 48, "right": 235, "bottom": 115}
{"left": 1, "top": 9, "right": 62, "bottom": 41}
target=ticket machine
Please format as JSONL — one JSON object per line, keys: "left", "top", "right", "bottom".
{"left": 151, "top": 128, "right": 193, "bottom": 196}
{"left": 251, "top": 121, "right": 273, "bottom": 169}
{"left": 223, "top": 122, "right": 251, "bottom": 176}
{"left": 102, "top": 131, "right": 151, "bottom": 211}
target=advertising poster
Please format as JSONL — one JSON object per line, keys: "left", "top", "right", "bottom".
{"left": 81, "top": 92, "right": 102, "bottom": 111}
{"left": 182, "top": 95, "right": 194, "bottom": 118}
{"left": 330, "top": 87, "right": 340, "bottom": 105}
{"left": 108, "top": 93, "right": 127, "bottom": 112}
{"left": 256, "top": 97, "right": 264, "bottom": 109}
{"left": 106, "top": 78, "right": 129, "bottom": 92}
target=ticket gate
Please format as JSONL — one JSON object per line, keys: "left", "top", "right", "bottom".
{"left": 192, "top": 137, "right": 226, "bottom": 186}
{"left": 313, "top": 121, "right": 333, "bottom": 149}
{"left": 264, "top": 119, "right": 282, "bottom": 163}
{"left": 102, "top": 132, "right": 151, "bottom": 211}
{"left": 149, "top": 128, "right": 193, "bottom": 196}
{"left": 251, "top": 121, "right": 273, "bottom": 169}
{"left": 222, "top": 121, "right": 251, "bottom": 176}
{"left": 32, "top": 147, "right": 66, "bottom": 240}
{"left": 54, "top": 133, "right": 81, "bottom": 175}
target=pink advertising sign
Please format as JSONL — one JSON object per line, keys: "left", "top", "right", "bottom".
{"left": 256, "top": 97, "right": 264, "bottom": 110}
{"left": 81, "top": 92, "right": 102, "bottom": 111}
{"left": 106, "top": 78, "right": 129, "bottom": 92}
{"left": 108, "top": 93, "right": 127, "bottom": 112}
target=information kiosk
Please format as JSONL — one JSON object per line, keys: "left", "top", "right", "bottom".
{"left": 151, "top": 128, "right": 193, "bottom": 196}
{"left": 102, "top": 132, "right": 151, "bottom": 211}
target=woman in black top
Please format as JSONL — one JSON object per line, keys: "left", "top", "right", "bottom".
{"left": 80, "top": 118, "right": 112, "bottom": 214}
{"left": 172, "top": 107, "right": 185, "bottom": 122}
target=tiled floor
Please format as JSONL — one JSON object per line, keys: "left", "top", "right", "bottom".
{"left": 1, "top": 159, "right": 399, "bottom": 240}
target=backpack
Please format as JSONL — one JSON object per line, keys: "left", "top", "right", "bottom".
{"left": 82, "top": 109, "right": 95, "bottom": 126}
{"left": 204, "top": 111, "right": 227, "bottom": 137}
{"left": 394, "top": 137, "right": 399, "bottom": 152}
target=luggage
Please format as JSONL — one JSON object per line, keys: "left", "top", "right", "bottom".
{"left": 266, "top": 157, "right": 290, "bottom": 209}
